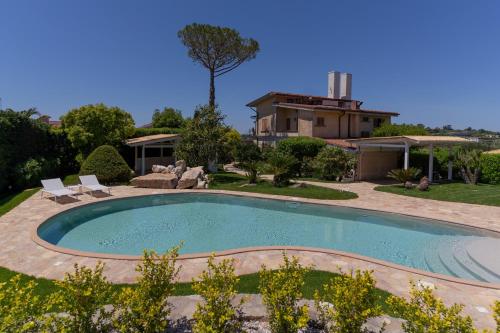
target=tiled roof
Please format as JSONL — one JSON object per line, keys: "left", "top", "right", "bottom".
{"left": 323, "top": 139, "right": 358, "bottom": 149}
{"left": 276, "top": 102, "right": 399, "bottom": 116}
{"left": 246, "top": 91, "right": 356, "bottom": 107}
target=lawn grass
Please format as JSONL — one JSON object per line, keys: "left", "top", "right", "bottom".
{"left": 0, "top": 188, "right": 39, "bottom": 217}
{"left": 0, "top": 266, "right": 393, "bottom": 314}
{"left": 375, "top": 182, "right": 500, "bottom": 207}
{"left": 209, "top": 172, "right": 358, "bottom": 200}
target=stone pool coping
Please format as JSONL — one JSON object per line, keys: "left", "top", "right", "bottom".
{"left": 2, "top": 184, "right": 500, "bottom": 329}
{"left": 31, "top": 190, "right": 500, "bottom": 290}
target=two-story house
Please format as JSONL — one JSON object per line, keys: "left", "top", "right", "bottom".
{"left": 247, "top": 71, "right": 399, "bottom": 147}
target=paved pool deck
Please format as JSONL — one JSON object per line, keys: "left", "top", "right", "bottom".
{"left": 1, "top": 183, "right": 499, "bottom": 329}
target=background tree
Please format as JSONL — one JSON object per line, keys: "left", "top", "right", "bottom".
{"left": 61, "top": 103, "right": 135, "bottom": 162}
{"left": 175, "top": 105, "right": 228, "bottom": 168}
{"left": 0, "top": 108, "right": 77, "bottom": 194}
{"left": 372, "top": 123, "right": 428, "bottom": 137}
{"left": 151, "top": 107, "right": 185, "bottom": 128}
{"left": 178, "top": 23, "right": 259, "bottom": 107}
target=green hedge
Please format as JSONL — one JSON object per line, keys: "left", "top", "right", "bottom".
{"left": 133, "top": 127, "right": 182, "bottom": 138}
{"left": 481, "top": 154, "right": 500, "bottom": 184}
{"left": 276, "top": 137, "right": 326, "bottom": 177}
{"left": 80, "top": 145, "right": 132, "bottom": 183}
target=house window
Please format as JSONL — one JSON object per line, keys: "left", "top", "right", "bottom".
{"left": 316, "top": 117, "right": 325, "bottom": 127}
{"left": 286, "top": 118, "right": 291, "bottom": 131}
{"left": 374, "top": 118, "right": 383, "bottom": 128}
{"left": 362, "top": 117, "right": 370, "bottom": 123}
{"left": 261, "top": 118, "right": 269, "bottom": 132}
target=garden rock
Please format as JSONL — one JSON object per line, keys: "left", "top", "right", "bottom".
{"left": 196, "top": 179, "right": 206, "bottom": 189}
{"left": 417, "top": 176, "right": 429, "bottom": 191}
{"left": 173, "top": 166, "right": 184, "bottom": 178}
{"left": 130, "top": 173, "right": 178, "bottom": 189}
{"left": 152, "top": 164, "right": 168, "bottom": 173}
{"left": 164, "top": 164, "right": 175, "bottom": 173}
{"left": 175, "top": 160, "right": 187, "bottom": 173}
{"left": 177, "top": 167, "right": 204, "bottom": 189}
{"left": 404, "top": 181, "right": 414, "bottom": 189}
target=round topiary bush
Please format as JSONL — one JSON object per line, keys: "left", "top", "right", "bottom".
{"left": 79, "top": 145, "right": 132, "bottom": 183}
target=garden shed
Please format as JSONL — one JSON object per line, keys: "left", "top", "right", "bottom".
{"left": 347, "top": 136, "right": 475, "bottom": 181}
{"left": 125, "top": 134, "right": 180, "bottom": 175}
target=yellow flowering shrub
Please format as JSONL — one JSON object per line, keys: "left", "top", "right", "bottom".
{"left": 259, "top": 253, "right": 310, "bottom": 333}
{"left": 387, "top": 281, "right": 477, "bottom": 333}
{"left": 493, "top": 301, "right": 500, "bottom": 333}
{"left": 314, "top": 269, "right": 382, "bottom": 333}
{"left": 0, "top": 275, "right": 53, "bottom": 333}
{"left": 192, "top": 255, "right": 244, "bottom": 333}
{"left": 48, "top": 262, "right": 115, "bottom": 333}
{"left": 113, "top": 246, "right": 181, "bottom": 333}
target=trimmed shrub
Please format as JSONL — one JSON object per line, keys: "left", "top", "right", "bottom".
{"left": 314, "top": 269, "right": 382, "bottom": 333}
{"left": 79, "top": 145, "right": 132, "bottom": 183}
{"left": 0, "top": 275, "right": 53, "bottom": 333}
{"left": 388, "top": 282, "right": 477, "bottom": 332}
{"left": 277, "top": 137, "right": 326, "bottom": 177}
{"left": 480, "top": 154, "right": 500, "bottom": 184}
{"left": 259, "top": 254, "right": 310, "bottom": 333}
{"left": 48, "top": 263, "right": 115, "bottom": 333}
{"left": 264, "top": 149, "right": 297, "bottom": 187}
{"left": 192, "top": 255, "right": 244, "bottom": 333}
{"left": 311, "top": 146, "right": 357, "bottom": 181}
{"left": 113, "top": 247, "right": 181, "bottom": 333}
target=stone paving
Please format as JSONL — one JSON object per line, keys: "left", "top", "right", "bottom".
{"left": 1, "top": 184, "right": 500, "bottom": 329}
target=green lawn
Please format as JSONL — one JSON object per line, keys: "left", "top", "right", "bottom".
{"left": 209, "top": 173, "right": 358, "bottom": 200}
{"left": 0, "top": 188, "right": 39, "bottom": 217}
{"left": 375, "top": 182, "right": 500, "bottom": 207}
{"left": 0, "top": 266, "right": 392, "bottom": 314}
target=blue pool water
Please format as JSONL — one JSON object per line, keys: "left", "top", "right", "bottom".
{"left": 38, "top": 193, "right": 500, "bottom": 283}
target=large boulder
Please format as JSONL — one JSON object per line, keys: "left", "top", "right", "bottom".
{"left": 130, "top": 173, "right": 178, "bottom": 189}
{"left": 177, "top": 166, "right": 204, "bottom": 189}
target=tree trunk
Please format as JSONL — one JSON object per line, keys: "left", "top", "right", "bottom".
{"left": 209, "top": 70, "right": 215, "bottom": 108}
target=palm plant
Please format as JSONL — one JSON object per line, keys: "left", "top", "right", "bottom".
{"left": 454, "top": 148, "right": 482, "bottom": 185}
{"left": 387, "top": 167, "right": 421, "bottom": 184}
{"left": 264, "top": 150, "right": 297, "bottom": 187}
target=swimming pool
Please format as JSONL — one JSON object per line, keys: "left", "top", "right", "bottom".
{"left": 37, "top": 193, "right": 500, "bottom": 283}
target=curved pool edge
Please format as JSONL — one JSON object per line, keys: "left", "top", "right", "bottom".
{"left": 31, "top": 190, "right": 500, "bottom": 290}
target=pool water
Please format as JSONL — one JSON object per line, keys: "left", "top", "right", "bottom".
{"left": 38, "top": 193, "right": 500, "bottom": 283}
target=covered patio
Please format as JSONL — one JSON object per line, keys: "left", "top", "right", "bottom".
{"left": 125, "top": 134, "right": 180, "bottom": 175}
{"left": 347, "top": 136, "right": 475, "bottom": 182}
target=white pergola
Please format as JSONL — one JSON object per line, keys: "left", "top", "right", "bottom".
{"left": 347, "top": 136, "right": 475, "bottom": 182}
{"left": 125, "top": 134, "right": 180, "bottom": 176}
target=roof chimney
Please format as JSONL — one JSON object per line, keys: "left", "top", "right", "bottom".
{"left": 328, "top": 71, "right": 352, "bottom": 100}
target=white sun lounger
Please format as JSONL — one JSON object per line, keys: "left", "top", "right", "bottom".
{"left": 41, "top": 178, "right": 78, "bottom": 203}
{"left": 79, "top": 175, "right": 111, "bottom": 196}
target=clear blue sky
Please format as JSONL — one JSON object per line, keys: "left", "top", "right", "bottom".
{"left": 1, "top": 0, "right": 499, "bottom": 132}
